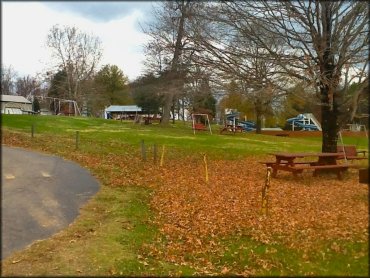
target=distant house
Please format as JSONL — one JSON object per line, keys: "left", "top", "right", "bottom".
{"left": 1, "top": 95, "right": 33, "bottom": 114}
{"left": 104, "top": 105, "right": 143, "bottom": 120}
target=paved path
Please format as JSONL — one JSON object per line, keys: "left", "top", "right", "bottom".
{"left": 1, "top": 146, "right": 100, "bottom": 259}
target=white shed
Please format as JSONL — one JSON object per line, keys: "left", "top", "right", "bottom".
{"left": 1, "top": 95, "right": 33, "bottom": 114}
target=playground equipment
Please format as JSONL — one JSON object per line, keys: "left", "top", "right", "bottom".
{"left": 27, "top": 95, "right": 81, "bottom": 116}
{"left": 191, "top": 113, "right": 212, "bottom": 135}
{"left": 286, "top": 113, "right": 322, "bottom": 131}
{"left": 221, "top": 113, "right": 256, "bottom": 133}
{"left": 238, "top": 120, "right": 256, "bottom": 131}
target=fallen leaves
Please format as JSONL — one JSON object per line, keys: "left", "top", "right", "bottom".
{"left": 145, "top": 156, "right": 368, "bottom": 271}
{"left": 2, "top": 130, "right": 368, "bottom": 275}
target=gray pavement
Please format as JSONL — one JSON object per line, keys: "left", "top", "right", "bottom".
{"left": 1, "top": 146, "right": 100, "bottom": 259}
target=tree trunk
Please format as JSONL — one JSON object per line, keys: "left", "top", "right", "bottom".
{"left": 161, "top": 1, "right": 188, "bottom": 125}
{"left": 161, "top": 92, "right": 173, "bottom": 125}
{"left": 320, "top": 87, "right": 339, "bottom": 153}
{"left": 320, "top": 5, "right": 339, "bottom": 153}
{"left": 172, "top": 99, "right": 176, "bottom": 124}
{"left": 255, "top": 101, "right": 262, "bottom": 134}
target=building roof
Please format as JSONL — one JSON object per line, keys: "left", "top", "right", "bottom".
{"left": 105, "top": 105, "right": 142, "bottom": 112}
{"left": 1, "top": 95, "right": 32, "bottom": 104}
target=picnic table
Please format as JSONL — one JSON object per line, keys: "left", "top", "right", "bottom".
{"left": 220, "top": 124, "right": 244, "bottom": 134}
{"left": 261, "top": 152, "right": 357, "bottom": 180}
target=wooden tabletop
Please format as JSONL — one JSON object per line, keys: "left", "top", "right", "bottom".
{"left": 269, "top": 152, "right": 344, "bottom": 158}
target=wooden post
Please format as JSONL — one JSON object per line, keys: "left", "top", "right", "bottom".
{"left": 261, "top": 167, "right": 272, "bottom": 216}
{"left": 31, "top": 123, "right": 35, "bottom": 138}
{"left": 75, "top": 131, "right": 80, "bottom": 150}
{"left": 141, "top": 140, "right": 146, "bottom": 161}
{"left": 203, "top": 154, "right": 209, "bottom": 183}
{"left": 153, "top": 144, "right": 158, "bottom": 164}
{"left": 160, "top": 145, "right": 165, "bottom": 167}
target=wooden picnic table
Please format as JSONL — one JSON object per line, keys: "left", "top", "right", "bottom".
{"left": 262, "top": 152, "right": 357, "bottom": 180}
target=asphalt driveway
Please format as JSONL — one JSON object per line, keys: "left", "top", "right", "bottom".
{"left": 1, "top": 146, "right": 100, "bottom": 259}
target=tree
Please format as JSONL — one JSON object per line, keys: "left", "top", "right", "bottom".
{"left": 32, "top": 97, "right": 41, "bottom": 113}
{"left": 15, "top": 75, "right": 40, "bottom": 98}
{"left": 48, "top": 70, "right": 69, "bottom": 99}
{"left": 191, "top": 78, "right": 216, "bottom": 116}
{"left": 208, "top": 1, "right": 368, "bottom": 151}
{"left": 143, "top": 1, "right": 204, "bottom": 125}
{"left": 186, "top": 3, "right": 288, "bottom": 133}
{"left": 46, "top": 24, "right": 103, "bottom": 104}
{"left": 131, "top": 74, "right": 164, "bottom": 115}
{"left": 1, "top": 65, "right": 17, "bottom": 95}
{"left": 94, "top": 64, "right": 131, "bottom": 105}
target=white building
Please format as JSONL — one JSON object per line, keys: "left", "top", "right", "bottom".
{"left": 104, "top": 105, "right": 143, "bottom": 120}
{"left": 1, "top": 95, "right": 33, "bottom": 114}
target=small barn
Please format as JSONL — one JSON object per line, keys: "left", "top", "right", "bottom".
{"left": 104, "top": 105, "right": 143, "bottom": 120}
{"left": 1, "top": 95, "right": 33, "bottom": 114}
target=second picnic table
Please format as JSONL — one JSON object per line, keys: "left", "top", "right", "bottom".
{"left": 262, "top": 152, "right": 356, "bottom": 180}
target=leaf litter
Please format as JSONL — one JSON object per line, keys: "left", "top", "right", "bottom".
{"left": 2, "top": 131, "right": 368, "bottom": 274}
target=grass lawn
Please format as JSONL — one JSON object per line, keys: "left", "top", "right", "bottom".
{"left": 1, "top": 115, "right": 368, "bottom": 276}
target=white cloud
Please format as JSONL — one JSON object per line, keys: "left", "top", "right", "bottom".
{"left": 2, "top": 2, "right": 150, "bottom": 81}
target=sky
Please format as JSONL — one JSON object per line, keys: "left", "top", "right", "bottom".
{"left": 2, "top": 1, "right": 155, "bottom": 81}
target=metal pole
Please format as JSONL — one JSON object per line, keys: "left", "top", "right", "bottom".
{"left": 207, "top": 115, "right": 212, "bottom": 135}
{"left": 31, "top": 123, "right": 35, "bottom": 138}
{"left": 338, "top": 131, "right": 347, "bottom": 162}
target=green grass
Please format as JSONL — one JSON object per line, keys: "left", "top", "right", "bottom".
{"left": 203, "top": 235, "right": 368, "bottom": 276}
{"left": 3, "top": 114, "right": 357, "bottom": 159}
{"left": 1, "top": 115, "right": 368, "bottom": 276}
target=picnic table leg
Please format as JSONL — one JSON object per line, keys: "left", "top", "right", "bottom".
{"left": 336, "top": 170, "right": 343, "bottom": 180}
{"left": 293, "top": 169, "right": 303, "bottom": 178}
{"left": 313, "top": 169, "right": 318, "bottom": 177}
{"left": 271, "top": 166, "right": 278, "bottom": 177}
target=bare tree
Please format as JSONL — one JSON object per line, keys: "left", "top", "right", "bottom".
{"left": 142, "top": 1, "right": 204, "bottom": 125}
{"left": 46, "top": 25, "right": 103, "bottom": 104}
{"left": 1, "top": 65, "right": 17, "bottom": 95}
{"left": 15, "top": 75, "right": 41, "bottom": 98}
{"left": 204, "top": 1, "right": 368, "bottom": 151}
{"left": 187, "top": 5, "right": 288, "bottom": 133}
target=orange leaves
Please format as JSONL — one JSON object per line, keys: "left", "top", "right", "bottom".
{"left": 3, "top": 130, "right": 368, "bottom": 274}
{"left": 147, "top": 155, "right": 368, "bottom": 269}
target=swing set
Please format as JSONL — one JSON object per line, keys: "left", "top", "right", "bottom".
{"left": 191, "top": 113, "right": 212, "bottom": 135}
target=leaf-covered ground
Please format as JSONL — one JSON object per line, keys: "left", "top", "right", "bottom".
{"left": 142, "top": 157, "right": 368, "bottom": 274}
{"left": 2, "top": 130, "right": 368, "bottom": 275}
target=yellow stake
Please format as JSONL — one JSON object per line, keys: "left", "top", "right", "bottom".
{"left": 160, "top": 145, "right": 165, "bottom": 167}
{"left": 204, "top": 154, "right": 209, "bottom": 183}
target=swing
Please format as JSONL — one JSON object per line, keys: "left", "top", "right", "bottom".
{"left": 191, "top": 113, "right": 212, "bottom": 135}
{"left": 337, "top": 130, "right": 368, "bottom": 162}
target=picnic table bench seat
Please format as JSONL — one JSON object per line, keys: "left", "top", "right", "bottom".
{"left": 260, "top": 161, "right": 317, "bottom": 166}
{"left": 289, "top": 163, "right": 360, "bottom": 179}
{"left": 261, "top": 161, "right": 358, "bottom": 180}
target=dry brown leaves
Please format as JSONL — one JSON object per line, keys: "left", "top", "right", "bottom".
{"left": 3, "top": 130, "right": 368, "bottom": 272}
{"left": 147, "top": 156, "right": 368, "bottom": 266}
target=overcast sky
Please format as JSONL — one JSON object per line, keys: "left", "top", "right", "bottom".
{"left": 2, "top": 1, "right": 155, "bottom": 81}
